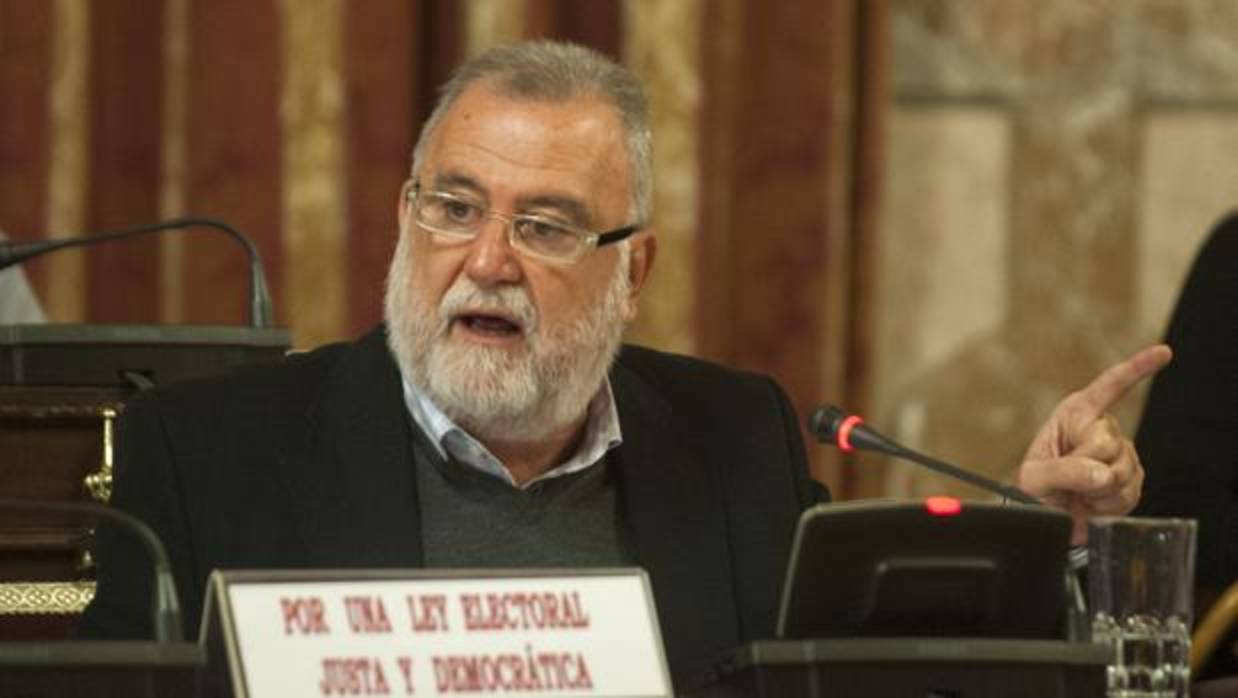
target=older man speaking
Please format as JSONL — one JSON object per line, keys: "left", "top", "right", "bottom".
{"left": 79, "top": 41, "right": 1169, "bottom": 685}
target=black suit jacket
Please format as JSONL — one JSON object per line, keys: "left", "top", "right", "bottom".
{"left": 1134, "top": 212, "right": 1238, "bottom": 594}
{"left": 77, "top": 327, "right": 827, "bottom": 684}
{"left": 1134, "top": 213, "right": 1238, "bottom": 679}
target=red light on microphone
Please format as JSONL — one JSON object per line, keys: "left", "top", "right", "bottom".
{"left": 836, "top": 415, "right": 864, "bottom": 453}
{"left": 924, "top": 496, "right": 962, "bottom": 517}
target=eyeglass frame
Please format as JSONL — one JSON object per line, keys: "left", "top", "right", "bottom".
{"left": 404, "top": 181, "right": 641, "bottom": 264}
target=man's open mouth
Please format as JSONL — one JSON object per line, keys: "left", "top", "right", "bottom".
{"left": 454, "top": 312, "right": 524, "bottom": 337}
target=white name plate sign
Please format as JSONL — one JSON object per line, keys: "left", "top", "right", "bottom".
{"left": 202, "top": 568, "right": 671, "bottom": 698}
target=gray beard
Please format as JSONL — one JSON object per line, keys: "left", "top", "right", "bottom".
{"left": 383, "top": 231, "right": 630, "bottom": 443}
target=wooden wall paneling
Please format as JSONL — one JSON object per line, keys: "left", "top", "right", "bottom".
{"left": 840, "top": 0, "right": 890, "bottom": 499}
{"left": 42, "top": 0, "right": 91, "bottom": 322}
{"left": 525, "top": 0, "right": 622, "bottom": 60}
{"left": 344, "top": 3, "right": 416, "bottom": 336}
{"left": 342, "top": 1, "right": 466, "bottom": 337}
{"left": 0, "top": 0, "right": 52, "bottom": 296}
{"left": 463, "top": 0, "right": 525, "bottom": 56}
{"left": 183, "top": 0, "right": 282, "bottom": 328}
{"left": 698, "top": 0, "right": 844, "bottom": 491}
{"left": 86, "top": 0, "right": 165, "bottom": 323}
{"left": 622, "top": 0, "right": 703, "bottom": 355}
{"left": 413, "top": 1, "right": 466, "bottom": 130}
{"left": 157, "top": 0, "right": 189, "bottom": 323}
{"left": 280, "top": 0, "right": 348, "bottom": 348}
{"left": 843, "top": 0, "right": 888, "bottom": 412}
{"left": 696, "top": 0, "right": 742, "bottom": 363}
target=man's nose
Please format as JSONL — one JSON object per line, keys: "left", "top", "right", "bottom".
{"left": 463, "top": 216, "right": 523, "bottom": 286}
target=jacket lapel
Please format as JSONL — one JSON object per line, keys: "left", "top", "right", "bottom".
{"left": 286, "top": 328, "right": 423, "bottom": 567}
{"left": 610, "top": 360, "right": 739, "bottom": 681}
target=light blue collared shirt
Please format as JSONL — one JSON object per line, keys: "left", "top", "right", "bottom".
{"left": 400, "top": 375, "right": 623, "bottom": 490}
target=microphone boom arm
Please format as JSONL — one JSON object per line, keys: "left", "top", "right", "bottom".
{"left": 0, "top": 217, "right": 274, "bottom": 328}
{"left": 884, "top": 443, "right": 1041, "bottom": 506}
{"left": 809, "top": 404, "right": 1040, "bottom": 505}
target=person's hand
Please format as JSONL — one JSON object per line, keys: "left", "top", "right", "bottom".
{"left": 1016, "top": 344, "right": 1173, "bottom": 544}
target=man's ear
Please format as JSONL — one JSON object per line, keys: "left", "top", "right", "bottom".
{"left": 621, "top": 230, "right": 657, "bottom": 322}
{"left": 397, "top": 179, "right": 414, "bottom": 230}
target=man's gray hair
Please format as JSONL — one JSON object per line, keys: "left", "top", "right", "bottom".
{"left": 411, "top": 40, "right": 652, "bottom": 225}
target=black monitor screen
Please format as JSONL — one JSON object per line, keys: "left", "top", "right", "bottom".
{"left": 776, "top": 500, "right": 1072, "bottom": 640}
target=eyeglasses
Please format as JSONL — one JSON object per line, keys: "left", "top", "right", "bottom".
{"left": 406, "top": 184, "right": 640, "bottom": 264}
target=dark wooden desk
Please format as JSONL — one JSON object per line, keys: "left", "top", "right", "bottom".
{"left": 687, "top": 638, "right": 1110, "bottom": 698}
{"left": 0, "top": 386, "right": 125, "bottom": 638}
{"left": 0, "top": 323, "right": 290, "bottom": 641}
{"left": 0, "top": 641, "right": 204, "bottom": 698}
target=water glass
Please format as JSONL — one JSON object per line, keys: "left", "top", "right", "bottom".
{"left": 1088, "top": 516, "right": 1196, "bottom": 698}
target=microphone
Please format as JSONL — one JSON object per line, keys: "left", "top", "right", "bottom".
{"left": 0, "top": 217, "right": 274, "bottom": 328}
{"left": 0, "top": 497, "right": 183, "bottom": 643}
{"left": 808, "top": 403, "right": 1040, "bottom": 505}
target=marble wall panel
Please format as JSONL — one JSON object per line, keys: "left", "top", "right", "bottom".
{"left": 1138, "top": 113, "right": 1238, "bottom": 337}
{"left": 868, "top": 105, "right": 1011, "bottom": 499}
{"left": 876, "top": 0, "right": 1238, "bottom": 500}
{"left": 1136, "top": 0, "right": 1238, "bottom": 101}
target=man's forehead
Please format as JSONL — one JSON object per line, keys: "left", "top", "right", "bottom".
{"left": 419, "top": 85, "right": 631, "bottom": 222}
{"left": 431, "top": 87, "right": 625, "bottom": 158}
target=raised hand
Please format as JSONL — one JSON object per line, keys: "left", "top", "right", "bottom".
{"left": 1016, "top": 345, "right": 1173, "bottom": 544}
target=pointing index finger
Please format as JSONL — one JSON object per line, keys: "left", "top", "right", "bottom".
{"left": 1072, "top": 344, "right": 1173, "bottom": 422}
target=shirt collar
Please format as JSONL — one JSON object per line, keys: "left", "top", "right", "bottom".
{"left": 400, "top": 375, "right": 623, "bottom": 490}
